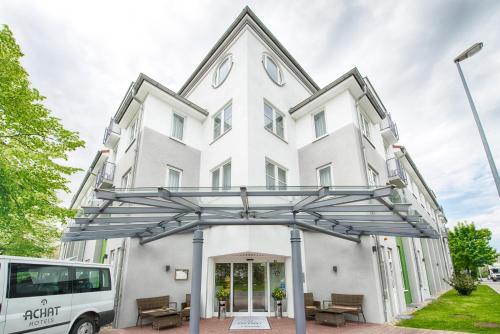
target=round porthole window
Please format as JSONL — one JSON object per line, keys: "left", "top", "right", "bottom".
{"left": 212, "top": 54, "right": 233, "bottom": 88}
{"left": 262, "top": 53, "right": 284, "bottom": 86}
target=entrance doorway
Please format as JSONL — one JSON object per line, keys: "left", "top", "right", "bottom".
{"left": 214, "top": 261, "right": 286, "bottom": 316}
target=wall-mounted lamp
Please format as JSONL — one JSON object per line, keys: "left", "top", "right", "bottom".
{"left": 165, "top": 265, "right": 171, "bottom": 272}
{"left": 332, "top": 266, "right": 338, "bottom": 273}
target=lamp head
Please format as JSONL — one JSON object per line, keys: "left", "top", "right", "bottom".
{"left": 454, "top": 42, "right": 483, "bottom": 63}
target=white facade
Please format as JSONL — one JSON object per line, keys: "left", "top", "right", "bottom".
{"left": 61, "top": 7, "right": 452, "bottom": 327}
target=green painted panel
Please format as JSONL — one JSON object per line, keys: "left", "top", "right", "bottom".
{"left": 100, "top": 239, "right": 108, "bottom": 263}
{"left": 396, "top": 237, "right": 412, "bottom": 304}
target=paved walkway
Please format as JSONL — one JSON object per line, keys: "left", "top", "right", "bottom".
{"left": 484, "top": 281, "right": 500, "bottom": 294}
{"left": 102, "top": 318, "right": 466, "bottom": 334}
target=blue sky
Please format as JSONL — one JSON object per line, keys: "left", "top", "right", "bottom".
{"left": 1, "top": 0, "right": 499, "bottom": 250}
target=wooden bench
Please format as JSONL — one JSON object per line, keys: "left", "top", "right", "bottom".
{"left": 327, "top": 293, "right": 365, "bottom": 322}
{"left": 136, "top": 295, "right": 177, "bottom": 327}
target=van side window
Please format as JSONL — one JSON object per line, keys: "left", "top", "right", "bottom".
{"left": 74, "top": 267, "right": 111, "bottom": 293}
{"left": 101, "top": 269, "right": 111, "bottom": 290}
{"left": 74, "top": 267, "right": 100, "bottom": 293}
{"left": 8, "top": 264, "right": 71, "bottom": 298}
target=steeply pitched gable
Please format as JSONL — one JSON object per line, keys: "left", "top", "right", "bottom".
{"left": 178, "top": 6, "right": 319, "bottom": 96}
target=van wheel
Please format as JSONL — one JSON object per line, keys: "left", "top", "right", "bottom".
{"left": 72, "top": 317, "right": 96, "bottom": 334}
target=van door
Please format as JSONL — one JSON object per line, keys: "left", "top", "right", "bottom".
{"left": 0, "top": 261, "right": 6, "bottom": 334}
{"left": 71, "top": 267, "right": 114, "bottom": 327}
{"left": 4, "top": 263, "right": 72, "bottom": 334}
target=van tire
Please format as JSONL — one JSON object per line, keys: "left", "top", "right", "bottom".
{"left": 71, "top": 316, "right": 97, "bottom": 334}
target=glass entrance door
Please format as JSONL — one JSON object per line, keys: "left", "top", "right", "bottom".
{"left": 214, "top": 261, "right": 283, "bottom": 316}
{"left": 233, "top": 263, "right": 249, "bottom": 312}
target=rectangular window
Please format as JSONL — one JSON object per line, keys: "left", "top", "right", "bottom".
{"left": 212, "top": 161, "right": 231, "bottom": 190}
{"left": 317, "top": 165, "right": 333, "bottom": 187}
{"left": 8, "top": 263, "right": 71, "bottom": 298}
{"left": 314, "top": 111, "right": 327, "bottom": 138}
{"left": 128, "top": 117, "right": 138, "bottom": 145}
{"left": 171, "top": 113, "right": 185, "bottom": 141}
{"left": 121, "top": 170, "right": 132, "bottom": 189}
{"left": 266, "top": 161, "right": 287, "bottom": 190}
{"left": 360, "top": 113, "right": 371, "bottom": 139}
{"left": 74, "top": 267, "right": 111, "bottom": 293}
{"left": 166, "top": 166, "right": 182, "bottom": 189}
{"left": 367, "top": 166, "right": 379, "bottom": 187}
{"left": 213, "top": 103, "right": 232, "bottom": 140}
{"left": 264, "top": 102, "right": 285, "bottom": 139}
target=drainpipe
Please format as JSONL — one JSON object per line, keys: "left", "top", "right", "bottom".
{"left": 355, "top": 85, "right": 389, "bottom": 322}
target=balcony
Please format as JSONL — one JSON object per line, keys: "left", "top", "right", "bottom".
{"left": 103, "top": 118, "right": 121, "bottom": 148}
{"left": 96, "top": 161, "right": 115, "bottom": 189}
{"left": 386, "top": 158, "right": 407, "bottom": 188}
{"left": 380, "top": 113, "right": 399, "bottom": 144}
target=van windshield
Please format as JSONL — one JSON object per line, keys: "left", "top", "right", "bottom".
{"left": 492, "top": 268, "right": 499, "bottom": 273}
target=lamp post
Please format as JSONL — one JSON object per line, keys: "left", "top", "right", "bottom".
{"left": 454, "top": 42, "right": 500, "bottom": 197}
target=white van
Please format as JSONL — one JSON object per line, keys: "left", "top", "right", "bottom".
{"left": 0, "top": 256, "right": 114, "bottom": 334}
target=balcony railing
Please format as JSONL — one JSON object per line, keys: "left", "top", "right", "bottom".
{"left": 380, "top": 113, "right": 399, "bottom": 143}
{"left": 96, "top": 161, "right": 116, "bottom": 188}
{"left": 103, "top": 118, "right": 121, "bottom": 147}
{"left": 386, "top": 158, "right": 406, "bottom": 188}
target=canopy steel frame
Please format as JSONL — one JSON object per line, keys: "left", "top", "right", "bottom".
{"left": 63, "top": 185, "right": 439, "bottom": 242}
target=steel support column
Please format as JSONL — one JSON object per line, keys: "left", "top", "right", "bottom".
{"left": 291, "top": 228, "right": 306, "bottom": 334}
{"left": 189, "top": 230, "right": 203, "bottom": 334}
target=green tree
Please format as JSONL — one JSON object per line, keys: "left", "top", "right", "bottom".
{"left": 0, "top": 25, "right": 84, "bottom": 257}
{"left": 448, "top": 221, "right": 497, "bottom": 277}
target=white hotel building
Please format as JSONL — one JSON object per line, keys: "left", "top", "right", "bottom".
{"left": 61, "top": 7, "right": 453, "bottom": 327}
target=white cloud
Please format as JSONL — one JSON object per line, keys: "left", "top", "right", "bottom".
{"left": 1, "top": 0, "right": 499, "bottom": 248}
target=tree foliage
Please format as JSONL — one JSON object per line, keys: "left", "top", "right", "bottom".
{"left": 448, "top": 221, "right": 497, "bottom": 277}
{"left": 0, "top": 25, "right": 85, "bottom": 257}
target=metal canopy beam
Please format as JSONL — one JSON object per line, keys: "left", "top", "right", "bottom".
{"left": 64, "top": 186, "right": 439, "bottom": 243}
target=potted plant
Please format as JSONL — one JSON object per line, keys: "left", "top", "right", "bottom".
{"left": 216, "top": 287, "right": 230, "bottom": 319}
{"left": 271, "top": 287, "right": 286, "bottom": 318}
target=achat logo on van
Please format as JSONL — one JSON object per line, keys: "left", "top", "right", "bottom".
{"left": 23, "top": 299, "right": 61, "bottom": 321}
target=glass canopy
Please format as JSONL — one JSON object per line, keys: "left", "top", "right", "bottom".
{"left": 63, "top": 185, "right": 439, "bottom": 244}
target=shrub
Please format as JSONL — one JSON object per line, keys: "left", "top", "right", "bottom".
{"left": 271, "top": 287, "right": 286, "bottom": 300}
{"left": 444, "top": 273, "right": 479, "bottom": 296}
{"left": 216, "top": 287, "right": 230, "bottom": 301}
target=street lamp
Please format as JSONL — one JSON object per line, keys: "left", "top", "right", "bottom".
{"left": 454, "top": 42, "right": 500, "bottom": 197}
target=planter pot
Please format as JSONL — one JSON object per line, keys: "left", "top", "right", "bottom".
{"left": 218, "top": 301, "right": 227, "bottom": 320}
{"left": 275, "top": 300, "right": 283, "bottom": 318}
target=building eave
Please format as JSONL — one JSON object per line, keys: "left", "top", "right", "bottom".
{"left": 114, "top": 73, "right": 208, "bottom": 124}
{"left": 289, "top": 68, "right": 386, "bottom": 119}
{"left": 177, "top": 6, "right": 320, "bottom": 97}
{"left": 69, "top": 150, "right": 103, "bottom": 208}
{"left": 399, "top": 146, "right": 441, "bottom": 210}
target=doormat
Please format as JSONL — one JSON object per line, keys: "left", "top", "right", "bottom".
{"left": 229, "top": 316, "right": 271, "bottom": 330}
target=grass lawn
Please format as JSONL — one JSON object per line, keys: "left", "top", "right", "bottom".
{"left": 398, "top": 284, "right": 500, "bottom": 333}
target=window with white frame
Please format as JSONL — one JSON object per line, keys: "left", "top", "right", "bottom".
{"left": 121, "top": 169, "right": 132, "bottom": 189}
{"left": 264, "top": 102, "right": 285, "bottom": 139}
{"left": 317, "top": 164, "right": 333, "bottom": 187}
{"left": 212, "top": 161, "right": 231, "bottom": 190}
{"left": 213, "top": 103, "right": 232, "bottom": 140}
{"left": 166, "top": 166, "right": 182, "bottom": 189}
{"left": 128, "top": 117, "right": 138, "bottom": 145}
{"left": 266, "top": 160, "right": 287, "bottom": 190}
{"left": 360, "top": 113, "right": 371, "bottom": 139}
{"left": 171, "top": 113, "right": 185, "bottom": 141}
{"left": 262, "top": 54, "right": 284, "bottom": 85}
{"left": 213, "top": 54, "right": 232, "bottom": 88}
{"left": 367, "top": 166, "right": 379, "bottom": 187}
{"left": 313, "top": 110, "right": 327, "bottom": 138}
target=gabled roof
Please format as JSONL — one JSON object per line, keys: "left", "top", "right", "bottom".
{"left": 114, "top": 73, "right": 207, "bottom": 124}
{"left": 289, "top": 67, "right": 385, "bottom": 119}
{"left": 178, "top": 6, "right": 320, "bottom": 96}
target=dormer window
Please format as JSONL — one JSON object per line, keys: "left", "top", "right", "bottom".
{"left": 212, "top": 54, "right": 232, "bottom": 88}
{"left": 262, "top": 53, "right": 284, "bottom": 86}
